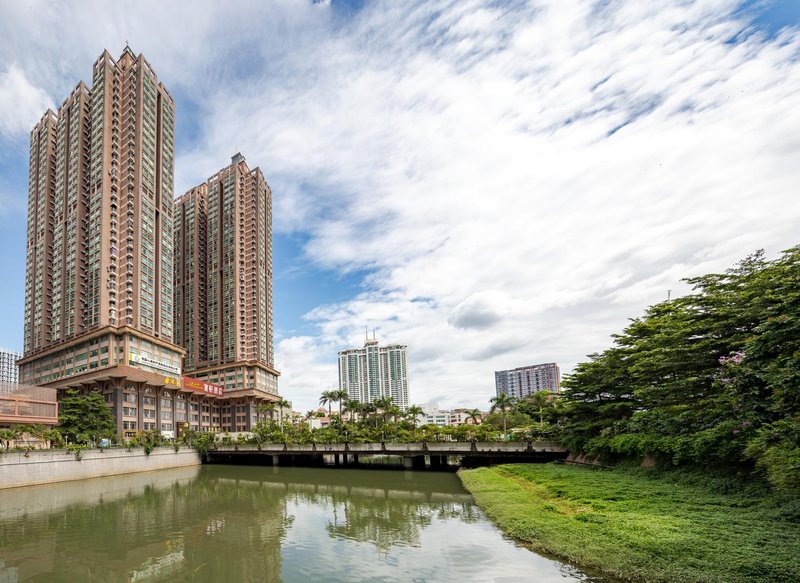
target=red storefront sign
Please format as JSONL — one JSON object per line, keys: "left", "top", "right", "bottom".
{"left": 182, "top": 376, "right": 225, "bottom": 396}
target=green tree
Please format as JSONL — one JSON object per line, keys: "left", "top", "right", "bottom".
{"left": 276, "top": 398, "right": 291, "bottom": 432}
{"left": 556, "top": 246, "right": 800, "bottom": 483}
{"left": 405, "top": 405, "right": 424, "bottom": 426}
{"left": 332, "top": 389, "right": 349, "bottom": 420}
{"left": 58, "top": 390, "right": 117, "bottom": 445}
{"left": 0, "top": 426, "right": 21, "bottom": 450}
{"left": 489, "top": 393, "right": 516, "bottom": 436}
{"left": 344, "top": 399, "right": 362, "bottom": 423}
{"left": 374, "top": 396, "right": 395, "bottom": 426}
{"left": 465, "top": 408, "right": 482, "bottom": 425}
{"left": 319, "top": 390, "right": 335, "bottom": 416}
{"left": 257, "top": 402, "right": 275, "bottom": 423}
{"left": 518, "top": 390, "right": 555, "bottom": 424}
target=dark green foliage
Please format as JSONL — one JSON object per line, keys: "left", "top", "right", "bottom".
{"left": 557, "top": 247, "right": 800, "bottom": 492}
{"left": 57, "top": 390, "right": 117, "bottom": 445}
{"left": 128, "top": 430, "right": 166, "bottom": 455}
{"left": 179, "top": 429, "right": 216, "bottom": 455}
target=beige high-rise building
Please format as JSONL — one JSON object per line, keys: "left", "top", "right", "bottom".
{"left": 175, "top": 154, "right": 280, "bottom": 432}
{"left": 18, "top": 48, "right": 188, "bottom": 437}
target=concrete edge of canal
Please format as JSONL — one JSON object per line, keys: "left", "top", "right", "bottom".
{"left": 0, "top": 447, "right": 201, "bottom": 490}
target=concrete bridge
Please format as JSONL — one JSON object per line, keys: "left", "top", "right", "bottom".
{"left": 207, "top": 441, "right": 568, "bottom": 470}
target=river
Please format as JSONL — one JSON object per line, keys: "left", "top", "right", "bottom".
{"left": 0, "top": 465, "right": 610, "bottom": 582}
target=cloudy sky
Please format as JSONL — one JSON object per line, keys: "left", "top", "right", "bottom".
{"left": 0, "top": 0, "right": 798, "bottom": 411}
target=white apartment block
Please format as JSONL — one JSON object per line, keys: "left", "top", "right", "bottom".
{"left": 418, "top": 407, "right": 479, "bottom": 427}
{"left": 338, "top": 336, "right": 409, "bottom": 410}
{"left": 0, "top": 348, "right": 22, "bottom": 384}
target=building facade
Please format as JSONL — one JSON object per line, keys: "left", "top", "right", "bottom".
{"left": 417, "top": 405, "right": 481, "bottom": 427}
{"left": 17, "top": 48, "right": 192, "bottom": 437}
{"left": 338, "top": 336, "right": 408, "bottom": 410}
{"left": 174, "top": 154, "right": 280, "bottom": 432}
{"left": 0, "top": 348, "right": 22, "bottom": 384}
{"left": 17, "top": 48, "right": 281, "bottom": 438}
{"left": 495, "top": 362, "right": 561, "bottom": 399}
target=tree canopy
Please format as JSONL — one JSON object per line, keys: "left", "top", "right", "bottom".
{"left": 58, "top": 390, "right": 117, "bottom": 445}
{"left": 556, "top": 247, "right": 800, "bottom": 491}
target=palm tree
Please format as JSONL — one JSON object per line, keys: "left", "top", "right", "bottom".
{"left": 319, "top": 390, "right": 335, "bottom": 416}
{"left": 361, "top": 402, "right": 377, "bottom": 426}
{"left": 465, "top": 408, "right": 482, "bottom": 425}
{"left": 489, "top": 393, "right": 516, "bottom": 437}
{"left": 526, "top": 390, "right": 553, "bottom": 424}
{"left": 405, "top": 405, "right": 424, "bottom": 427}
{"left": 332, "top": 389, "right": 349, "bottom": 419}
{"left": 374, "top": 396, "right": 394, "bottom": 425}
{"left": 257, "top": 402, "right": 275, "bottom": 423}
{"left": 387, "top": 405, "right": 403, "bottom": 423}
{"left": 343, "top": 399, "right": 361, "bottom": 423}
{"left": 276, "top": 398, "right": 291, "bottom": 432}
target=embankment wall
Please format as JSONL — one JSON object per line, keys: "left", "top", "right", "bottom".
{"left": 0, "top": 447, "right": 201, "bottom": 490}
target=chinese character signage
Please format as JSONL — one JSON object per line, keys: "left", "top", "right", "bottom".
{"left": 182, "top": 376, "right": 225, "bottom": 396}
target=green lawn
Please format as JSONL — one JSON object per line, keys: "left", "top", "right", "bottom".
{"left": 458, "top": 463, "right": 800, "bottom": 583}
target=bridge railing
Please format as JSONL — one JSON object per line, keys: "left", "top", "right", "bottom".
{"left": 212, "top": 441, "right": 566, "bottom": 454}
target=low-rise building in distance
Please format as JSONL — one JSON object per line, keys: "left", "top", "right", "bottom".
{"left": 417, "top": 404, "right": 484, "bottom": 427}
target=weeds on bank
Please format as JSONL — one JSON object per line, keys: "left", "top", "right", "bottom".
{"left": 459, "top": 463, "right": 800, "bottom": 583}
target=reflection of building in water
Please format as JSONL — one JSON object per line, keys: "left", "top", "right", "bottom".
{"left": 0, "top": 559, "right": 18, "bottom": 583}
{"left": 0, "top": 469, "right": 288, "bottom": 582}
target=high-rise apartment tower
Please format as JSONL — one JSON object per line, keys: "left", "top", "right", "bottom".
{"left": 0, "top": 348, "right": 22, "bottom": 384}
{"left": 175, "top": 154, "right": 280, "bottom": 431}
{"left": 18, "top": 48, "right": 186, "bottom": 435}
{"left": 495, "top": 362, "right": 561, "bottom": 399}
{"left": 338, "top": 335, "right": 408, "bottom": 410}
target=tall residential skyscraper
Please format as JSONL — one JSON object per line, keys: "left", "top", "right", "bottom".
{"left": 338, "top": 336, "right": 409, "bottom": 410}
{"left": 175, "top": 154, "right": 279, "bottom": 430}
{"left": 18, "top": 48, "right": 186, "bottom": 436}
{"left": 495, "top": 362, "right": 561, "bottom": 399}
{"left": 0, "top": 348, "right": 22, "bottom": 384}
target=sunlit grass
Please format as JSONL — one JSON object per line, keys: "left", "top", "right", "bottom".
{"left": 459, "top": 463, "right": 800, "bottom": 583}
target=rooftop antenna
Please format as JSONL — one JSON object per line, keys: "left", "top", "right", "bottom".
{"left": 365, "top": 326, "right": 368, "bottom": 341}
{"left": 372, "top": 327, "right": 376, "bottom": 340}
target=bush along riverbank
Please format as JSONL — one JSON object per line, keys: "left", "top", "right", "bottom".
{"left": 458, "top": 463, "right": 800, "bottom": 583}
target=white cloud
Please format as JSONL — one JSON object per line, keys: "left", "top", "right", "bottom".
{"left": 264, "top": 0, "right": 800, "bottom": 410}
{"left": 1, "top": 1, "right": 798, "bottom": 411}
{"left": 0, "top": 65, "right": 52, "bottom": 137}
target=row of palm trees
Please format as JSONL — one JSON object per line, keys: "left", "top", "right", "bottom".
{"left": 319, "top": 391, "right": 423, "bottom": 426}
{"left": 255, "top": 390, "right": 541, "bottom": 435}
{"left": 317, "top": 391, "right": 486, "bottom": 428}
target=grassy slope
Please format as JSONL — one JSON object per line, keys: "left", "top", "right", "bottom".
{"left": 458, "top": 464, "right": 800, "bottom": 583}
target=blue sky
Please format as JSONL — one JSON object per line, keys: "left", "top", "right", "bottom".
{"left": 0, "top": 0, "right": 798, "bottom": 411}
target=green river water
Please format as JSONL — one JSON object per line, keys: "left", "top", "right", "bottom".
{"left": 0, "top": 465, "right": 610, "bottom": 582}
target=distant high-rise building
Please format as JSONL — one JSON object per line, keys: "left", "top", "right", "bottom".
{"left": 17, "top": 47, "right": 185, "bottom": 436}
{"left": 495, "top": 362, "right": 560, "bottom": 398}
{"left": 175, "top": 154, "right": 280, "bottom": 431}
{"left": 338, "top": 335, "right": 408, "bottom": 410}
{"left": 0, "top": 348, "right": 22, "bottom": 384}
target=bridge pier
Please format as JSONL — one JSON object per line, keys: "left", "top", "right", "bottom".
{"left": 272, "top": 455, "right": 280, "bottom": 466}
{"left": 429, "top": 455, "right": 445, "bottom": 469}
{"left": 403, "top": 456, "right": 426, "bottom": 470}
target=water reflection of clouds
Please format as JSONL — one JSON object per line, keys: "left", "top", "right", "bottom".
{"left": 0, "top": 466, "right": 606, "bottom": 583}
{"left": 280, "top": 492, "right": 597, "bottom": 583}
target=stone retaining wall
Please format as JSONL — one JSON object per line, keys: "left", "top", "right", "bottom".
{"left": 0, "top": 447, "right": 201, "bottom": 490}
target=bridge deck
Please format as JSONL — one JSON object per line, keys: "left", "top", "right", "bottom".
{"left": 211, "top": 441, "right": 566, "bottom": 456}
